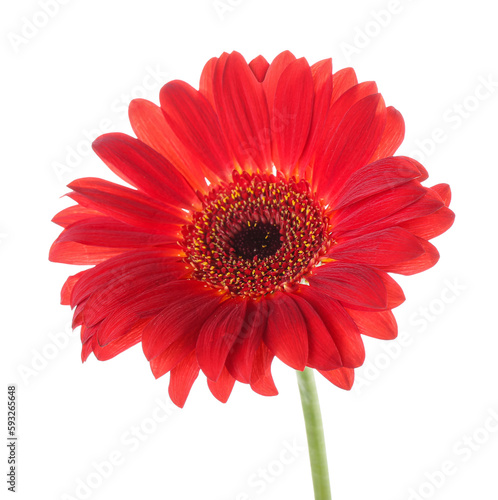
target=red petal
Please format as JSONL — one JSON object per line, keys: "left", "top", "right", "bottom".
{"left": 298, "top": 287, "right": 365, "bottom": 368}
{"left": 52, "top": 205, "right": 102, "bottom": 228}
{"left": 199, "top": 56, "right": 218, "bottom": 107}
{"left": 168, "top": 351, "right": 200, "bottom": 408}
{"left": 92, "top": 133, "right": 198, "bottom": 210}
{"left": 324, "top": 81, "right": 378, "bottom": 138}
{"left": 92, "top": 325, "right": 142, "bottom": 361}
{"left": 337, "top": 187, "right": 444, "bottom": 239}
{"left": 431, "top": 183, "right": 452, "bottom": 207}
{"left": 299, "top": 58, "right": 333, "bottom": 174}
{"left": 207, "top": 367, "right": 236, "bottom": 403}
{"left": 329, "top": 227, "right": 425, "bottom": 267}
{"left": 379, "top": 237, "right": 439, "bottom": 276}
{"left": 206, "top": 52, "right": 229, "bottom": 112}
{"left": 250, "top": 344, "right": 278, "bottom": 396}
{"left": 196, "top": 298, "right": 247, "bottom": 382}
{"left": 225, "top": 300, "right": 267, "bottom": 383}
{"left": 272, "top": 58, "right": 314, "bottom": 174}
{"left": 399, "top": 206, "right": 455, "bottom": 240}
{"left": 82, "top": 263, "right": 187, "bottom": 333}
{"left": 93, "top": 280, "right": 194, "bottom": 348}
{"left": 215, "top": 52, "right": 272, "bottom": 172}
{"left": 49, "top": 241, "right": 129, "bottom": 265}
{"left": 90, "top": 288, "right": 180, "bottom": 348}
{"left": 70, "top": 250, "right": 183, "bottom": 307}
{"left": 160, "top": 80, "right": 233, "bottom": 183}
{"left": 263, "top": 292, "right": 308, "bottom": 370}
{"left": 149, "top": 335, "right": 196, "bottom": 379}
{"left": 314, "top": 82, "right": 378, "bottom": 179}
{"left": 67, "top": 177, "right": 186, "bottom": 232}
{"left": 51, "top": 217, "right": 177, "bottom": 251}
{"left": 330, "top": 68, "right": 358, "bottom": 104}
{"left": 61, "top": 272, "right": 84, "bottom": 305}
{"left": 309, "top": 263, "right": 388, "bottom": 310}
{"left": 142, "top": 280, "right": 222, "bottom": 360}
{"left": 379, "top": 271, "right": 405, "bottom": 309}
{"left": 315, "top": 94, "right": 387, "bottom": 200}
{"left": 369, "top": 106, "right": 405, "bottom": 162}
{"left": 81, "top": 334, "right": 93, "bottom": 362}
{"left": 318, "top": 367, "right": 355, "bottom": 390}
{"left": 129, "top": 99, "right": 208, "bottom": 193}
{"left": 332, "top": 181, "right": 427, "bottom": 235}
{"left": 345, "top": 308, "right": 398, "bottom": 340}
{"left": 263, "top": 51, "right": 297, "bottom": 116}
{"left": 249, "top": 55, "right": 270, "bottom": 82}
{"left": 291, "top": 294, "right": 342, "bottom": 371}
{"left": 330, "top": 156, "right": 423, "bottom": 209}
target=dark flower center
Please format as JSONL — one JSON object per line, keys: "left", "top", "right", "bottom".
{"left": 231, "top": 222, "right": 282, "bottom": 260}
{"left": 181, "top": 171, "right": 331, "bottom": 298}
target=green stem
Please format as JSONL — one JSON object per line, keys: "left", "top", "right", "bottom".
{"left": 296, "top": 367, "right": 332, "bottom": 500}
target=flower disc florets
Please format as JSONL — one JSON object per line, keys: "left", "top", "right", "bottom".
{"left": 182, "top": 171, "right": 331, "bottom": 298}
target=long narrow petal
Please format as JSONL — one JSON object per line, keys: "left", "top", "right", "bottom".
{"left": 149, "top": 334, "right": 197, "bottom": 379}
{"left": 67, "top": 177, "right": 187, "bottom": 232}
{"left": 308, "top": 263, "right": 387, "bottom": 310}
{"left": 225, "top": 300, "right": 268, "bottom": 383}
{"left": 196, "top": 299, "right": 247, "bottom": 382}
{"left": 160, "top": 80, "right": 233, "bottom": 183}
{"left": 249, "top": 55, "right": 270, "bottom": 82}
{"left": 250, "top": 344, "right": 278, "bottom": 396}
{"left": 51, "top": 217, "right": 178, "bottom": 251}
{"left": 332, "top": 181, "right": 427, "bottom": 235}
{"left": 329, "top": 227, "right": 425, "bottom": 267}
{"left": 322, "top": 81, "right": 378, "bottom": 142}
{"left": 291, "top": 294, "right": 342, "bottom": 371}
{"left": 298, "top": 287, "right": 365, "bottom": 368}
{"left": 345, "top": 308, "right": 398, "bottom": 340}
{"left": 318, "top": 367, "right": 355, "bottom": 390}
{"left": 272, "top": 58, "right": 314, "bottom": 174}
{"left": 49, "top": 240, "right": 132, "bottom": 265}
{"left": 299, "top": 58, "right": 333, "bottom": 174}
{"left": 431, "top": 183, "right": 452, "bottom": 206}
{"left": 399, "top": 206, "right": 455, "bottom": 240}
{"left": 168, "top": 351, "right": 200, "bottom": 408}
{"left": 91, "top": 324, "right": 143, "bottom": 361}
{"left": 369, "top": 106, "right": 405, "bottom": 161}
{"left": 207, "top": 367, "right": 236, "bottom": 403}
{"left": 263, "top": 292, "right": 308, "bottom": 370}
{"left": 83, "top": 263, "right": 187, "bottom": 331}
{"left": 142, "top": 281, "right": 223, "bottom": 360}
{"left": 378, "top": 271, "right": 405, "bottom": 309}
{"left": 215, "top": 52, "right": 272, "bottom": 172}
{"left": 199, "top": 56, "right": 218, "bottom": 107}
{"left": 262, "top": 51, "right": 297, "bottom": 115}
{"left": 315, "top": 94, "right": 387, "bottom": 200}
{"left": 52, "top": 205, "right": 102, "bottom": 228}
{"left": 330, "top": 68, "right": 358, "bottom": 104}
{"left": 330, "top": 156, "right": 423, "bottom": 209}
{"left": 377, "top": 237, "right": 439, "bottom": 275}
{"left": 94, "top": 278, "right": 202, "bottom": 346}
{"left": 92, "top": 133, "right": 199, "bottom": 209}
{"left": 70, "top": 250, "right": 184, "bottom": 307}
{"left": 129, "top": 99, "right": 208, "bottom": 193}
{"left": 61, "top": 272, "right": 84, "bottom": 305}
{"left": 336, "top": 187, "right": 444, "bottom": 239}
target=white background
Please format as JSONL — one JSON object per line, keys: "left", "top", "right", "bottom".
{"left": 1, "top": 1, "right": 497, "bottom": 499}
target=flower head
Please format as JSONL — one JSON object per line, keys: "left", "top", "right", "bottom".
{"left": 50, "top": 51, "right": 454, "bottom": 407}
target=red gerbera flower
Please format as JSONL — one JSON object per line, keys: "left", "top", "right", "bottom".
{"left": 50, "top": 51, "right": 454, "bottom": 408}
